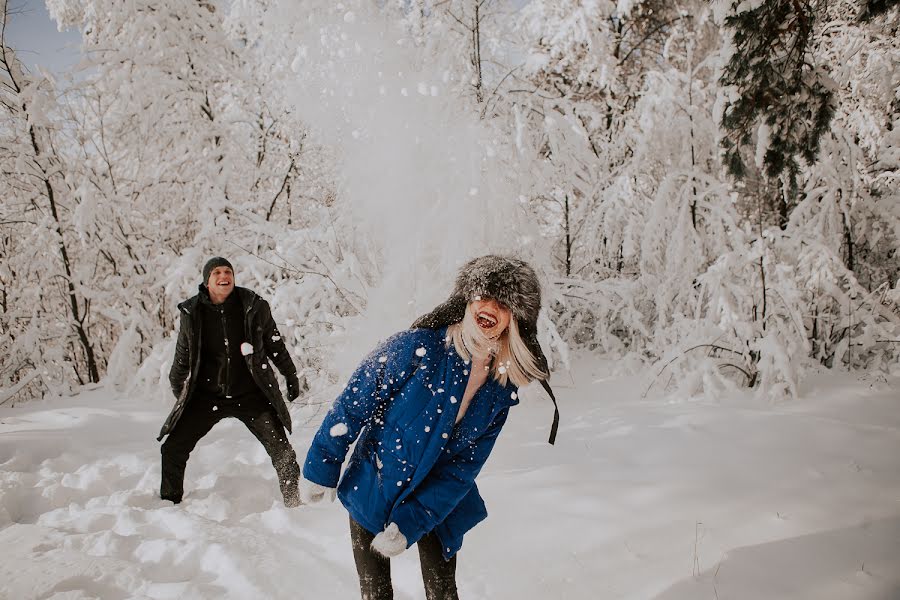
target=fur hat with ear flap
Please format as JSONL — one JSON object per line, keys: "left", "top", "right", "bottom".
{"left": 457, "top": 255, "right": 543, "bottom": 328}
{"left": 412, "top": 255, "right": 560, "bottom": 444}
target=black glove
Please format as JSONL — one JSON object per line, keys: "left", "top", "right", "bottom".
{"left": 286, "top": 374, "right": 302, "bottom": 402}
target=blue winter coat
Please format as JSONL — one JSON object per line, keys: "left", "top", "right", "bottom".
{"left": 303, "top": 327, "right": 519, "bottom": 559}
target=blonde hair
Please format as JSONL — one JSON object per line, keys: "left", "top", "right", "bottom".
{"left": 446, "top": 304, "right": 547, "bottom": 387}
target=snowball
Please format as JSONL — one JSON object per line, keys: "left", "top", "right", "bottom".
{"left": 240, "top": 343, "right": 254, "bottom": 356}
{"left": 424, "top": 426, "right": 431, "bottom": 432}
{"left": 450, "top": 396, "right": 457, "bottom": 404}
{"left": 511, "top": 392, "right": 518, "bottom": 400}
{"left": 415, "top": 347, "right": 427, "bottom": 357}
{"left": 330, "top": 423, "right": 349, "bottom": 437}
{"left": 442, "top": 433, "right": 448, "bottom": 439}
{"left": 272, "top": 335, "right": 281, "bottom": 342}
{"left": 378, "top": 355, "right": 388, "bottom": 363}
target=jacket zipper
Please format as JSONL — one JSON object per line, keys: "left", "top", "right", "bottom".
{"left": 191, "top": 309, "right": 201, "bottom": 399}
{"left": 244, "top": 294, "right": 260, "bottom": 391}
{"left": 221, "top": 306, "right": 231, "bottom": 397}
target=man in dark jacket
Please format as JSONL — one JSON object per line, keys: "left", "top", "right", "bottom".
{"left": 158, "top": 257, "right": 304, "bottom": 507}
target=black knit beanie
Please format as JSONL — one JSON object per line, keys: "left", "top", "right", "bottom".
{"left": 202, "top": 257, "right": 234, "bottom": 286}
{"left": 411, "top": 255, "right": 560, "bottom": 444}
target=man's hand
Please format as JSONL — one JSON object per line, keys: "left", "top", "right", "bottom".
{"left": 286, "top": 374, "right": 303, "bottom": 402}
{"left": 298, "top": 477, "right": 336, "bottom": 505}
{"left": 371, "top": 522, "right": 407, "bottom": 558}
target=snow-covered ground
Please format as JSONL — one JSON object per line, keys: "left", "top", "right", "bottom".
{"left": 2, "top": 360, "right": 899, "bottom": 599}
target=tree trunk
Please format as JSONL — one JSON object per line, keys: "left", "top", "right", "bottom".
{"left": 564, "top": 194, "right": 572, "bottom": 277}
{"left": 472, "top": 0, "right": 483, "bottom": 103}
{"left": 841, "top": 200, "right": 855, "bottom": 272}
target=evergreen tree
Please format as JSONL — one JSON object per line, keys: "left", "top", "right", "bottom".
{"left": 719, "top": 0, "right": 836, "bottom": 187}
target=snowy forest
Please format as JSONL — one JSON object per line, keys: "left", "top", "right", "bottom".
{"left": 1, "top": 1, "right": 900, "bottom": 598}
{"left": 1, "top": 0, "right": 899, "bottom": 406}
{"left": 1, "top": 0, "right": 899, "bottom": 404}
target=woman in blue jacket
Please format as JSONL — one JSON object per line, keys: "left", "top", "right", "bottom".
{"left": 300, "top": 255, "right": 556, "bottom": 600}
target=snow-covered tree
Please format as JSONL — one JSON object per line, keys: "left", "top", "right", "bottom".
{"left": 2, "top": 0, "right": 896, "bottom": 404}
{"left": 1, "top": 0, "right": 102, "bottom": 398}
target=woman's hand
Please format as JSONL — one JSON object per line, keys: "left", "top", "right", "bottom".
{"left": 298, "top": 477, "right": 336, "bottom": 505}
{"left": 371, "top": 522, "right": 408, "bottom": 558}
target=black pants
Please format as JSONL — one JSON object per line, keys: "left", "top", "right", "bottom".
{"left": 350, "top": 517, "right": 459, "bottom": 600}
{"left": 160, "top": 394, "right": 300, "bottom": 506}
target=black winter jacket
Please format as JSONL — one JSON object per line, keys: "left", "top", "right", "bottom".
{"left": 158, "top": 286, "right": 299, "bottom": 441}
{"left": 194, "top": 293, "right": 258, "bottom": 398}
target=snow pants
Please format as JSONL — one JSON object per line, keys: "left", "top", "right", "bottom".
{"left": 159, "top": 393, "right": 300, "bottom": 506}
{"left": 350, "top": 516, "right": 458, "bottom": 600}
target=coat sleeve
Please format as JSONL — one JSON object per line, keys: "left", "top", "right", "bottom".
{"left": 167, "top": 311, "right": 191, "bottom": 399}
{"left": 302, "top": 331, "right": 423, "bottom": 488}
{"left": 388, "top": 407, "right": 510, "bottom": 547}
{"left": 258, "top": 300, "right": 298, "bottom": 380}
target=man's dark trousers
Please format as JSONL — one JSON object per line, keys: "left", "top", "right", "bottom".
{"left": 160, "top": 392, "right": 300, "bottom": 505}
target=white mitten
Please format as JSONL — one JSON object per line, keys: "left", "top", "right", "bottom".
{"left": 371, "top": 522, "right": 408, "bottom": 558}
{"left": 298, "top": 477, "right": 336, "bottom": 505}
